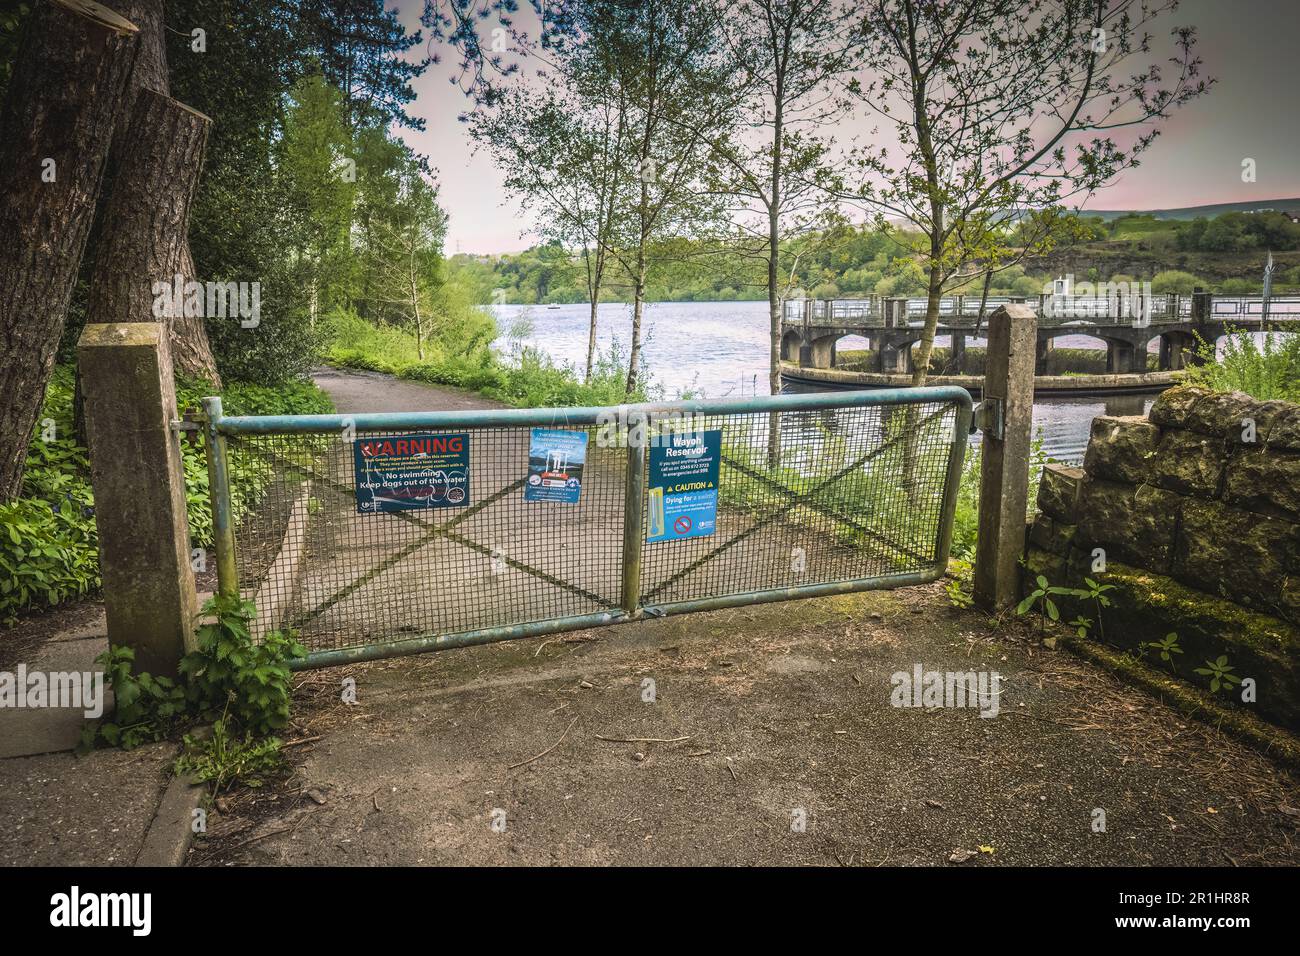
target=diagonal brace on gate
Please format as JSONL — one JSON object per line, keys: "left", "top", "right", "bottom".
{"left": 642, "top": 404, "right": 953, "bottom": 602}
{"left": 233, "top": 441, "right": 619, "bottom": 631}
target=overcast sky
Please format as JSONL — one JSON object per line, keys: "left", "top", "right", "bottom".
{"left": 393, "top": 0, "right": 1300, "bottom": 254}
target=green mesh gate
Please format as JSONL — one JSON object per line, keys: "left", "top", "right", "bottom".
{"left": 201, "top": 388, "right": 971, "bottom": 668}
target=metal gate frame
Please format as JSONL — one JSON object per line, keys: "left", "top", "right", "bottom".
{"left": 201, "top": 386, "right": 972, "bottom": 669}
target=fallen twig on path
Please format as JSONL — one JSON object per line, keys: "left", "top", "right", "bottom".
{"left": 595, "top": 734, "right": 693, "bottom": 744}
{"left": 508, "top": 717, "right": 579, "bottom": 770}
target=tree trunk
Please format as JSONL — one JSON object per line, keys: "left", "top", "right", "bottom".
{"left": 95, "top": 0, "right": 221, "bottom": 385}
{"left": 910, "top": 258, "right": 945, "bottom": 387}
{"left": 626, "top": 261, "right": 646, "bottom": 396}
{"left": 586, "top": 296, "right": 600, "bottom": 382}
{"left": 86, "top": 89, "right": 211, "bottom": 331}
{"left": 0, "top": 0, "right": 140, "bottom": 502}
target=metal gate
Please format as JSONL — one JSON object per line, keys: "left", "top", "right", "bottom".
{"left": 200, "top": 387, "right": 971, "bottom": 669}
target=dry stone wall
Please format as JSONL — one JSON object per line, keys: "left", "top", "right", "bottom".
{"left": 1027, "top": 385, "right": 1300, "bottom": 730}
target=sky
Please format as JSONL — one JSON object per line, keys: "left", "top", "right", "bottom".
{"left": 393, "top": 0, "right": 1300, "bottom": 255}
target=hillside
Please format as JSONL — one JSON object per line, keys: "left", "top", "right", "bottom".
{"left": 1080, "top": 198, "right": 1300, "bottom": 221}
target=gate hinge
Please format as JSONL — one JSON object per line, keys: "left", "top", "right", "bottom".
{"left": 973, "top": 398, "right": 1004, "bottom": 440}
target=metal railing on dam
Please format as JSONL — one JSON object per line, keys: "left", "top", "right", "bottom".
{"left": 782, "top": 293, "right": 1300, "bottom": 331}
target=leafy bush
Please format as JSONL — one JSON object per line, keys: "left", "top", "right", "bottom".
{"left": 82, "top": 595, "right": 306, "bottom": 753}
{"left": 1150, "top": 270, "right": 1203, "bottom": 295}
{"left": 179, "top": 596, "right": 305, "bottom": 735}
{"left": 174, "top": 717, "right": 285, "bottom": 792}
{"left": 1186, "top": 329, "right": 1300, "bottom": 402}
{"left": 0, "top": 368, "right": 97, "bottom": 622}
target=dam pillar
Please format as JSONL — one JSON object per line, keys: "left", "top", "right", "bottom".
{"left": 1035, "top": 336, "right": 1051, "bottom": 375}
{"left": 877, "top": 337, "right": 911, "bottom": 374}
{"left": 950, "top": 333, "right": 966, "bottom": 374}
{"left": 1167, "top": 336, "right": 1186, "bottom": 370}
{"left": 1106, "top": 339, "right": 1139, "bottom": 374}
{"left": 1158, "top": 335, "right": 1187, "bottom": 371}
{"left": 808, "top": 336, "right": 836, "bottom": 369}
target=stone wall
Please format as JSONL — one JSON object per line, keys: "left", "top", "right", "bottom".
{"left": 1027, "top": 385, "right": 1300, "bottom": 730}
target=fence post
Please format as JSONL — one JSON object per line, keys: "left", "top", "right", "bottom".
{"left": 621, "top": 412, "right": 646, "bottom": 617}
{"left": 78, "top": 323, "right": 197, "bottom": 676}
{"left": 973, "top": 304, "right": 1037, "bottom": 612}
{"left": 201, "top": 396, "right": 239, "bottom": 600}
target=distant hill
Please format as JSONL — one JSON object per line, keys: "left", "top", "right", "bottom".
{"left": 1078, "top": 198, "right": 1300, "bottom": 221}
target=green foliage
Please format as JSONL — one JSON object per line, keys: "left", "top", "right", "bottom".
{"left": 179, "top": 597, "right": 306, "bottom": 735}
{"left": 325, "top": 307, "right": 654, "bottom": 407}
{"left": 1017, "top": 574, "right": 1115, "bottom": 637}
{"left": 1194, "top": 655, "right": 1241, "bottom": 694}
{"left": 1137, "top": 632, "right": 1184, "bottom": 670}
{"left": 1106, "top": 214, "right": 1178, "bottom": 240}
{"left": 79, "top": 646, "right": 189, "bottom": 751}
{"left": 1175, "top": 211, "right": 1300, "bottom": 253}
{"left": 2, "top": 369, "right": 333, "bottom": 623}
{"left": 950, "top": 445, "right": 981, "bottom": 561}
{"left": 1150, "top": 270, "right": 1202, "bottom": 295}
{"left": 945, "top": 558, "right": 974, "bottom": 608}
{"left": 1186, "top": 329, "right": 1300, "bottom": 402}
{"left": 1017, "top": 574, "right": 1072, "bottom": 624}
{"left": 0, "top": 368, "right": 97, "bottom": 622}
{"left": 174, "top": 717, "right": 285, "bottom": 792}
{"left": 82, "top": 597, "right": 305, "bottom": 753}
{"left": 161, "top": 0, "right": 436, "bottom": 384}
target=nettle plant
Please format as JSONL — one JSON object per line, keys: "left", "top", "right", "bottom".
{"left": 81, "top": 595, "right": 306, "bottom": 756}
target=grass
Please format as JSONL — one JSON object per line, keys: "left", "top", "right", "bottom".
{"left": 324, "top": 308, "right": 661, "bottom": 407}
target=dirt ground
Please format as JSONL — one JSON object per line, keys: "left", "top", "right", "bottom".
{"left": 190, "top": 582, "right": 1300, "bottom": 866}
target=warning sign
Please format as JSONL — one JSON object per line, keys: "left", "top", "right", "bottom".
{"left": 524, "top": 428, "right": 587, "bottom": 504}
{"left": 353, "top": 432, "right": 470, "bottom": 513}
{"left": 646, "top": 429, "right": 720, "bottom": 543}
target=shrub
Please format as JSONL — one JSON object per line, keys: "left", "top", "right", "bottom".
{"left": 1186, "top": 329, "right": 1300, "bottom": 403}
{"left": 1150, "top": 270, "right": 1202, "bottom": 295}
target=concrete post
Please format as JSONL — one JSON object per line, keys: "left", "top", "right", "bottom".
{"left": 973, "top": 304, "right": 1037, "bottom": 612}
{"left": 78, "top": 323, "right": 197, "bottom": 677}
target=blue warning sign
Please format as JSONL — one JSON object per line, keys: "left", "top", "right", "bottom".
{"left": 646, "top": 429, "right": 720, "bottom": 543}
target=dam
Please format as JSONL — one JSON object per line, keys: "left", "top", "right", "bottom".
{"left": 779, "top": 291, "right": 1298, "bottom": 397}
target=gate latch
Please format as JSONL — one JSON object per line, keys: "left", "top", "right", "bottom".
{"left": 973, "top": 398, "right": 1004, "bottom": 440}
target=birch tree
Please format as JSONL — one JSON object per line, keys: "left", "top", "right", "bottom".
{"left": 850, "top": 0, "right": 1212, "bottom": 385}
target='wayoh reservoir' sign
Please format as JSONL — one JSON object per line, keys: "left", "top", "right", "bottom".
{"left": 647, "top": 429, "right": 721, "bottom": 542}
{"left": 354, "top": 433, "right": 470, "bottom": 513}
